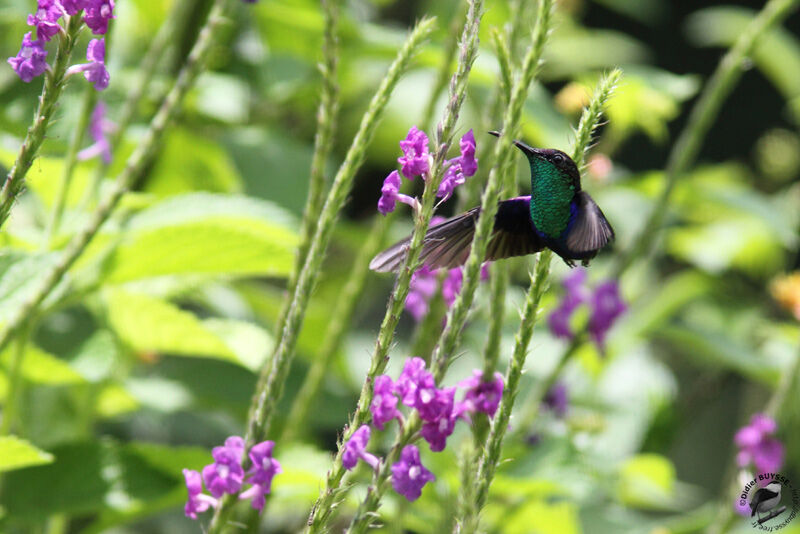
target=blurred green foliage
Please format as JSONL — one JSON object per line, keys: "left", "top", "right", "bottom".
{"left": 0, "top": 0, "right": 798, "bottom": 533}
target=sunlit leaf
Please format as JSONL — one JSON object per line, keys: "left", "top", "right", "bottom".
{"left": 0, "top": 436, "right": 53, "bottom": 473}
{"left": 617, "top": 453, "right": 676, "bottom": 510}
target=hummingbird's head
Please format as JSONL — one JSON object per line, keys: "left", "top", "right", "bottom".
{"left": 488, "top": 131, "right": 581, "bottom": 190}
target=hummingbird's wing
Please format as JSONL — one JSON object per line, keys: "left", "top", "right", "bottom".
{"left": 564, "top": 191, "right": 614, "bottom": 255}
{"left": 369, "top": 196, "right": 543, "bottom": 273}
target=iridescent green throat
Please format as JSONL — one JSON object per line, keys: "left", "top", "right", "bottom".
{"left": 529, "top": 158, "right": 575, "bottom": 238}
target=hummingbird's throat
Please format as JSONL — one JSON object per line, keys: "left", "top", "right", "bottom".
{"left": 529, "top": 159, "right": 574, "bottom": 238}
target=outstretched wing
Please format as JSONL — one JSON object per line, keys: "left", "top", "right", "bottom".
{"left": 564, "top": 191, "right": 614, "bottom": 255}
{"left": 369, "top": 197, "right": 543, "bottom": 273}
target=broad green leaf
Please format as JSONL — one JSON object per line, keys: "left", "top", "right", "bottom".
{"left": 96, "top": 383, "right": 140, "bottom": 418}
{"left": 0, "top": 344, "right": 85, "bottom": 385}
{"left": 0, "top": 436, "right": 53, "bottom": 473}
{"left": 99, "top": 193, "right": 298, "bottom": 282}
{"left": 502, "top": 499, "right": 581, "bottom": 534}
{"left": 617, "top": 454, "right": 676, "bottom": 510}
{"left": 146, "top": 128, "right": 242, "bottom": 196}
{"left": 0, "top": 440, "right": 207, "bottom": 521}
{"left": 202, "top": 318, "right": 273, "bottom": 371}
{"left": 105, "top": 289, "right": 238, "bottom": 363}
{"left": 0, "top": 148, "right": 92, "bottom": 209}
{"left": 0, "top": 251, "right": 60, "bottom": 324}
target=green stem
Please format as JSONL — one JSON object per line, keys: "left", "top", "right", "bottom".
{"left": 612, "top": 0, "right": 800, "bottom": 278}
{"left": 419, "top": 3, "right": 465, "bottom": 131}
{"left": 0, "top": 0, "right": 234, "bottom": 356}
{"left": 0, "top": 15, "right": 84, "bottom": 230}
{"left": 45, "top": 86, "right": 97, "bottom": 246}
{"left": 0, "top": 321, "right": 31, "bottom": 436}
{"left": 304, "top": 1, "right": 480, "bottom": 528}
{"left": 273, "top": 0, "right": 340, "bottom": 343}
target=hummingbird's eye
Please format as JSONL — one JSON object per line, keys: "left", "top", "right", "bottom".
{"left": 551, "top": 153, "right": 564, "bottom": 164}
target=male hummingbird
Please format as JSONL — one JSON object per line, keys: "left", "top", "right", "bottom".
{"left": 369, "top": 134, "right": 614, "bottom": 271}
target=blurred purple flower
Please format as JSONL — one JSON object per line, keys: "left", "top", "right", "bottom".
{"left": 202, "top": 436, "right": 245, "bottom": 498}
{"left": 183, "top": 469, "right": 218, "bottom": 519}
{"left": 27, "top": 0, "right": 63, "bottom": 42}
{"left": 588, "top": 280, "right": 626, "bottom": 349}
{"left": 61, "top": 0, "right": 86, "bottom": 15}
{"left": 405, "top": 265, "right": 438, "bottom": 321}
{"left": 542, "top": 381, "right": 569, "bottom": 418}
{"left": 370, "top": 375, "right": 400, "bottom": 430}
{"left": 480, "top": 262, "right": 490, "bottom": 281}
{"left": 7, "top": 32, "right": 48, "bottom": 83}
{"left": 735, "top": 413, "right": 784, "bottom": 474}
{"left": 342, "top": 425, "right": 380, "bottom": 471}
{"left": 77, "top": 101, "right": 113, "bottom": 163}
{"left": 83, "top": 0, "right": 115, "bottom": 34}
{"left": 414, "top": 383, "right": 455, "bottom": 424}
{"left": 441, "top": 268, "right": 463, "bottom": 308}
{"left": 391, "top": 445, "right": 435, "bottom": 501}
{"left": 398, "top": 126, "right": 430, "bottom": 178}
{"left": 548, "top": 268, "right": 588, "bottom": 339}
{"left": 66, "top": 38, "right": 109, "bottom": 90}
{"left": 378, "top": 170, "right": 418, "bottom": 215}
{"left": 457, "top": 370, "right": 504, "bottom": 418}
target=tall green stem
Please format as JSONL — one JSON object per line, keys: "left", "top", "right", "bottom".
{"left": 0, "top": 322, "right": 31, "bottom": 436}
{"left": 0, "top": 0, "right": 234, "bottom": 356}
{"left": 0, "top": 15, "right": 84, "bottom": 230}
{"left": 273, "top": 0, "right": 340, "bottom": 343}
{"left": 612, "top": 0, "right": 800, "bottom": 278}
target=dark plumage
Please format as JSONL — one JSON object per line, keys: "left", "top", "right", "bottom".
{"left": 370, "top": 134, "right": 614, "bottom": 272}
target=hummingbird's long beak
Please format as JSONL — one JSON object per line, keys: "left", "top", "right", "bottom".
{"left": 488, "top": 131, "right": 545, "bottom": 159}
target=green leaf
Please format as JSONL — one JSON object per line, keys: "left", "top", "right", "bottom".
{"left": 146, "top": 128, "right": 243, "bottom": 196}
{"left": 0, "top": 252, "right": 60, "bottom": 324}
{"left": 99, "top": 193, "right": 299, "bottom": 283}
{"left": 96, "top": 383, "right": 141, "bottom": 418}
{"left": 617, "top": 454, "right": 676, "bottom": 510}
{"left": 0, "top": 344, "right": 85, "bottom": 385}
{"left": 0, "top": 148, "right": 92, "bottom": 209}
{"left": 202, "top": 318, "right": 273, "bottom": 371}
{"left": 0, "top": 436, "right": 53, "bottom": 473}
{"left": 104, "top": 289, "right": 238, "bottom": 363}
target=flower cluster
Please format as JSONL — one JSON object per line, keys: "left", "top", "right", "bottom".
{"left": 183, "top": 436, "right": 281, "bottom": 519}
{"left": 8, "top": 0, "right": 114, "bottom": 89}
{"left": 548, "top": 268, "right": 626, "bottom": 351}
{"left": 377, "top": 127, "right": 478, "bottom": 215}
{"left": 343, "top": 358, "right": 504, "bottom": 501}
{"left": 405, "top": 249, "right": 490, "bottom": 322}
{"left": 734, "top": 413, "right": 784, "bottom": 475}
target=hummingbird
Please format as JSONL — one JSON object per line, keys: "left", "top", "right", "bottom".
{"left": 369, "top": 133, "right": 614, "bottom": 272}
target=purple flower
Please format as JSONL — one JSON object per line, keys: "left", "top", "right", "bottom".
{"left": 442, "top": 268, "right": 463, "bottom": 307}
{"left": 413, "top": 381, "right": 455, "bottom": 424}
{"left": 61, "top": 0, "right": 87, "bottom": 15}
{"left": 457, "top": 370, "right": 504, "bottom": 418}
{"left": 77, "top": 101, "right": 113, "bottom": 163}
{"left": 735, "top": 413, "right": 784, "bottom": 474}
{"left": 437, "top": 130, "right": 478, "bottom": 201}
{"left": 548, "top": 268, "right": 589, "bottom": 339}
{"left": 183, "top": 469, "right": 218, "bottom": 519}
{"left": 83, "top": 0, "right": 115, "bottom": 34}
{"left": 542, "top": 382, "right": 569, "bottom": 418}
{"left": 240, "top": 440, "right": 281, "bottom": 512}
{"left": 370, "top": 375, "right": 401, "bottom": 430}
{"left": 405, "top": 265, "right": 437, "bottom": 321}
{"left": 391, "top": 445, "right": 435, "bottom": 501}
{"left": 66, "top": 38, "right": 109, "bottom": 90}
{"left": 398, "top": 126, "right": 430, "bottom": 178}
{"left": 27, "top": 0, "right": 63, "bottom": 42}
{"left": 7, "top": 32, "right": 48, "bottom": 83}
{"left": 394, "top": 357, "right": 429, "bottom": 407}
{"left": 202, "top": 436, "right": 245, "bottom": 498}
{"left": 421, "top": 414, "right": 456, "bottom": 452}
{"left": 377, "top": 170, "right": 418, "bottom": 215}
{"left": 480, "top": 263, "right": 490, "bottom": 281}
{"left": 342, "top": 425, "right": 380, "bottom": 471}
{"left": 588, "top": 280, "right": 626, "bottom": 349}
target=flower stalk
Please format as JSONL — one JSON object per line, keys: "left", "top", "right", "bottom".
{"left": 0, "top": 14, "right": 84, "bottom": 230}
